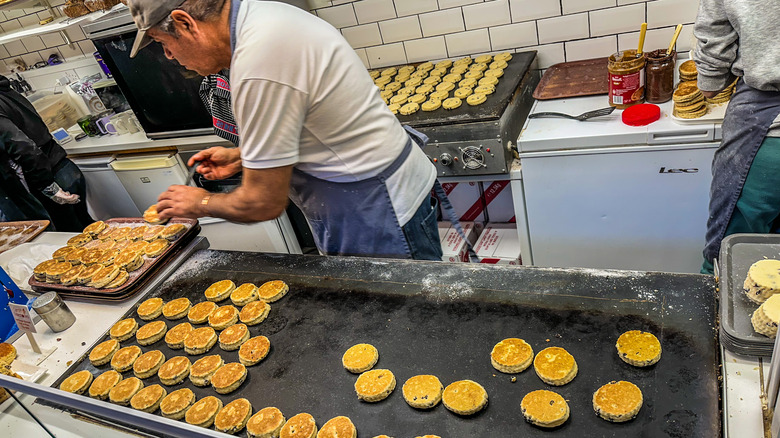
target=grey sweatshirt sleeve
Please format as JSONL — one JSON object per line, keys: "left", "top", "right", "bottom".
{"left": 693, "top": 0, "right": 738, "bottom": 92}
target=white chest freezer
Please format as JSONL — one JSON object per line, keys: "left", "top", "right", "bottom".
{"left": 71, "top": 155, "right": 141, "bottom": 220}
{"left": 110, "top": 153, "right": 188, "bottom": 212}
{"left": 515, "top": 95, "right": 720, "bottom": 273}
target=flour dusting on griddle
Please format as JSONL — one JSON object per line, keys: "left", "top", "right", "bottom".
{"left": 420, "top": 271, "right": 475, "bottom": 301}
{"left": 164, "top": 250, "right": 223, "bottom": 285}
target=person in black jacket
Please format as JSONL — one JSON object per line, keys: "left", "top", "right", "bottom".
{"left": 0, "top": 75, "right": 93, "bottom": 231}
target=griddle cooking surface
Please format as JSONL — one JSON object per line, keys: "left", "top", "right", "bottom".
{"left": 45, "top": 252, "right": 719, "bottom": 438}
{"left": 397, "top": 51, "right": 536, "bottom": 127}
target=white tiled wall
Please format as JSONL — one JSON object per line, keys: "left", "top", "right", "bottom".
{"left": 313, "top": 0, "right": 701, "bottom": 69}
{"left": 0, "top": 0, "right": 98, "bottom": 75}
{"left": 0, "top": 0, "right": 702, "bottom": 79}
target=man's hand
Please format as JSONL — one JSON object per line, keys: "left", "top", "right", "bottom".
{"left": 701, "top": 89, "right": 721, "bottom": 99}
{"left": 189, "top": 147, "right": 242, "bottom": 180}
{"left": 157, "top": 185, "right": 211, "bottom": 219}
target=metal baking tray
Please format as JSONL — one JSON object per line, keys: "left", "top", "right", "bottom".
{"left": 532, "top": 57, "right": 609, "bottom": 100}
{"left": 719, "top": 233, "right": 780, "bottom": 355}
{"left": 28, "top": 218, "right": 200, "bottom": 300}
{"left": 37, "top": 252, "right": 719, "bottom": 437}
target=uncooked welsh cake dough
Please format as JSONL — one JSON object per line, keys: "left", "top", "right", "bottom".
{"left": 744, "top": 259, "right": 780, "bottom": 303}
{"left": 752, "top": 294, "right": 780, "bottom": 337}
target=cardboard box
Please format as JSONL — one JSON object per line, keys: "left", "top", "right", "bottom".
{"left": 437, "top": 181, "right": 515, "bottom": 223}
{"left": 474, "top": 223, "right": 522, "bottom": 265}
{"left": 439, "top": 182, "right": 484, "bottom": 222}
{"left": 484, "top": 181, "right": 516, "bottom": 223}
{"left": 438, "top": 221, "right": 481, "bottom": 262}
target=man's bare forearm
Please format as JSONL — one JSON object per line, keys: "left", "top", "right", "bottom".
{"left": 198, "top": 165, "right": 293, "bottom": 223}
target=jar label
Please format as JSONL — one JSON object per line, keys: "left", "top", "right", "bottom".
{"left": 609, "top": 70, "right": 645, "bottom": 106}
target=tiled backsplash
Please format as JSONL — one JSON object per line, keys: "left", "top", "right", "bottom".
{"left": 312, "top": 0, "right": 700, "bottom": 69}
{"left": 0, "top": 0, "right": 700, "bottom": 80}
{"left": 0, "top": 0, "right": 99, "bottom": 75}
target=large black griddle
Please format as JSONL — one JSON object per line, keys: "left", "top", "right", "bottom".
{"left": 41, "top": 252, "right": 719, "bottom": 437}
{"left": 396, "top": 52, "right": 536, "bottom": 127}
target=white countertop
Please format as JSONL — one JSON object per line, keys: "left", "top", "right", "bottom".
{"left": 0, "top": 233, "right": 157, "bottom": 437}
{"left": 63, "top": 131, "right": 233, "bottom": 156}
{"left": 517, "top": 95, "right": 721, "bottom": 154}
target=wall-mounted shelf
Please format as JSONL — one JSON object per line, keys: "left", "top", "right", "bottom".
{"left": 0, "top": 3, "right": 123, "bottom": 47}
{"left": 0, "top": 0, "right": 51, "bottom": 13}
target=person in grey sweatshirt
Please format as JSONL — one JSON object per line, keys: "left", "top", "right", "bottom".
{"left": 695, "top": 0, "right": 780, "bottom": 274}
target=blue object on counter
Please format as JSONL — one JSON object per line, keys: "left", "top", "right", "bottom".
{"left": 94, "top": 51, "right": 112, "bottom": 78}
{"left": 0, "top": 266, "right": 30, "bottom": 342}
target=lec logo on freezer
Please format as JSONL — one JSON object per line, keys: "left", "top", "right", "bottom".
{"left": 658, "top": 167, "right": 699, "bottom": 174}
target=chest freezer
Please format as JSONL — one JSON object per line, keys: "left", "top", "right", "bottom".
{"left": 516, "top": 143, "right": 717, "bottom": 273}
{"left": 71, "top": 155, "right": 141, "bottom": 220}
{"left": 110, "top": 153, "right": 188, "bottom": 212}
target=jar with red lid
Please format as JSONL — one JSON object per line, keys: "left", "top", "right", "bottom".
{"left": 645, "top": 49, "right": 676, "bottom": 103}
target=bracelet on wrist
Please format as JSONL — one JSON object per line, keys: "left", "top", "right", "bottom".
{"left": 201, "top": 194, "right": 212, "bottom": 216}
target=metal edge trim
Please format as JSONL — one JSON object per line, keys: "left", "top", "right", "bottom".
{"left": 0, "top": 373, "right": 234, "bottom": 438}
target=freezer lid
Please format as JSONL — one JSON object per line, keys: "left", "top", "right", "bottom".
{"left": 518, "top": 95, "right": 718, "bottom": 152}
{"left": 70, "top": 155, "right": 116, "bottom": 168}
{"left": 110, "top": 153, "right": 179, "bottom": 171}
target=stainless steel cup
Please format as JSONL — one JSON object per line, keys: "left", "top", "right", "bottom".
{"left": 31, "top": 292, "right": 76, "bottom": 332}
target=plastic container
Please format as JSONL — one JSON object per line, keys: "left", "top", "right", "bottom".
{"left": 645, "top": 49, "right": 676, "bottom": 103}
{"left": 608, "top": 49, "right": 646, "bottom": 109}
{"left": 30, "top": 93, "right": 83, "bottom": 133}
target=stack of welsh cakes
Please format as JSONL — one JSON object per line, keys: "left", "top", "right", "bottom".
{"left": 678, "top": 60, "right": 697, "bottom": 82}
{"left": 672, "top": 82, "right": 707, "bottom": 119}
{"left": 705, "top": 80, "right": 736, "bottom": 105}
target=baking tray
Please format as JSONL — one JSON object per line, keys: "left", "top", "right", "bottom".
{"left": 396, "top": 51, "right": 537, "bottom": 127}
{"left": 533, "top": 57, "right": 609, "bottom": 100}
{"left": 0, "top": 220, "right": 49, "bottom": 254}
{"left": 718, "top": 233, "right": 780, "bottom": 355}
{"left": 28, "top": 218, "right": 200, "bottom": 300}
{"left": 40, "top": 252, "right": 719, "bottom": 438}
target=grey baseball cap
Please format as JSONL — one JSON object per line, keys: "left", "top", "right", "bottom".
{"left": 128, "top": 0, "right": 186, "bottom": 58}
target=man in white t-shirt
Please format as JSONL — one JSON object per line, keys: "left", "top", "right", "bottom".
{"left": 128, "top": 0, "right": 441, "bottom": 259}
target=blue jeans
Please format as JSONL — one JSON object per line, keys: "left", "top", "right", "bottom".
{"left": 702, "top": 136, "right": 780, "bottom": 274}
{"left": 401, "top": 194, "right": 443, "bottom": 261}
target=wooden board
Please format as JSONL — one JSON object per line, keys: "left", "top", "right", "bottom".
{"left": 533, "top": 57, "right": 609, "bottom": 100}
{"left": 0, "top": 220, "right": 49, "bottom": 254}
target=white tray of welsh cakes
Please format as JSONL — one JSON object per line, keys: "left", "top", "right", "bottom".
{"left": 719, "top": 233, "right": 780, "bottom": 356}
{"left": 28, "top": 218, "right": 200, "bottom": 300}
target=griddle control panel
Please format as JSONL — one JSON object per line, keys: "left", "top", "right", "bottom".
{"left": 460, "top": 146, "right": 486, "bottom": 170}
{"left": 425, "top": 138, "right": 506, "bottom": 176}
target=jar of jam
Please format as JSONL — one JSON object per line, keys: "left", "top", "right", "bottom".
{"left": 608, "top": 49, "right": 646, "bottom": 109}
{"left": 645, "top": 49, "right": 676, "bottom": 103}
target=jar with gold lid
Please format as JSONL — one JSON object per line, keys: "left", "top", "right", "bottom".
{"left": 645, "top": 49, "right": 676, "bottom": 103}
